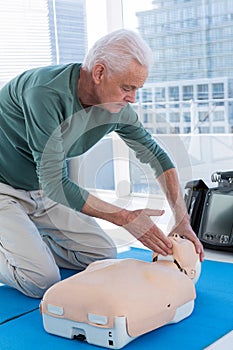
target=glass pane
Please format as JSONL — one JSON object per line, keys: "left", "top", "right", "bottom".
{"left": 183, "top": 86, "right": 193, "bottom": 100}
{"left": 129, "top": 150, "right": 161, "bottom": 195}
{"left": 122, "top": 0, "right": 233, "bottom": 136}
{"left": 69, "top": 137, "right": 115, "bottom": 191}
{"left": 48, "top": 0, "right": 88, "bottom": 64}
{"left": 0, "top": 0, "right": 90, "bottom": 86}
{"left": 0, "top": 0, "right": 52, "bottom": 85}
{"left": 122, "top": 0, "right": 233, "bottom": 194}
{"left": 86, "top": 0, "right": 107, "bottom": 48}
{"left": 0, "top": 0, "right": 107, "bottom": 86}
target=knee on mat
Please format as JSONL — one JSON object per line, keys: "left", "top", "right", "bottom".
{"left": 94, "top": 244, "right": 118, "bottom": 261}
{"left": 18, "top": 267, "right": 61, "bottom": 299}
{"left": 74, "top": 245, "right": 117, "bottom": 270}
{"left": 103, "top": 245, "right": 117, "bottom": 260}
{"left": 90, "top": 245, "right": 117, "bottom": 263}
{"left": 94, "top": 238, "right": 118, "bottom": 261}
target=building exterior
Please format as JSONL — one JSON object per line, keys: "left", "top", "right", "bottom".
{"left": 135, "top": 0, "right": 233, "bottom": 134}
{"left": 48, "top": 0, "right": 87, "bottom": 64}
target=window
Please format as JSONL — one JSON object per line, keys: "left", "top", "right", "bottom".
{"left": 183, "top": 85, "right": 194, "bottom": 100}
{"left": 199, "top": 111, "right": 209, "bottom": 122}
{"left": 0, "top": 0, "right": 52, "bottom": 85}
{"left": 197, "top": 84, "right": 209, "bottom": 100}
{"left": 0, "top": 0, "right": 88, "bottom": 87}
{"left": 199, "top": 126, "right": 210, "bottom": 133}
{"left": 212, "top": 83, "right": 224, "bottom": 99}
{"left": 169, "top": 112, "right": 180, "bottom": 123}
{"left": 183, "top": 112, "right": 191, "bottom": 122}
{"left": 169, "top": 86, "right": 179, "bottom": 101}
{"left": 122, "top": 0, "right": 233, "bottom": 193}
{"left": 213, "top": 111, "right": 225, "bottom": 121}
{"left": 213, "top": 126, "right": 225, "bottom": 133}
{"left": 122, "top": 0, "right": 233, "bottom": 136}
{"left": 155, "top": 113, "right": 166, "bottom": 123}
{"left": 70, "top": 136, "right": 115, "bottom": 191}
{"left": 142, "top": 89, "right": 153, "bottom": 103}
{"left": 155, "top": 87, "right": 166, "bottom": 101}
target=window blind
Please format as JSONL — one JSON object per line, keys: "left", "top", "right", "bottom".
{"left": 0, "top": 0, "right": 52, "bottom": 86}
{"left": 0, "top": 0, "right": 88, "bottom": 87}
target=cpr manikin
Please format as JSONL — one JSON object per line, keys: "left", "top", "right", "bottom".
{"left": 153, "top": 233, "right": 201, "bottom": 283}
{"left": 41, "top": 234, "right": 201, "bottom": 349}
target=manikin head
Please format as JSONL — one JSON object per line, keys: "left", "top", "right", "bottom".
{"left": 153, "top": 233, "right": 201, "bottom": 284}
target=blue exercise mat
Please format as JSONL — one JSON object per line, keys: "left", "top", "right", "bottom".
{"left": 117, "top": 247, "right": 152, "bottom": 261}
{"left": 0, "top": 268, "right": 77, "bottom": 325}
{"left": 0, "top": 248, "right": 233, "bottom": 350}
{"left": 0, "top": 284, "right": 40, "bottom": 325}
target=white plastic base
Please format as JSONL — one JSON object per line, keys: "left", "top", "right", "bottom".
{"left": 42, "top": 300, "right": 194, "bottom": 349}
{"left": 42, "top": 314, "right": 136, "bottom": 349}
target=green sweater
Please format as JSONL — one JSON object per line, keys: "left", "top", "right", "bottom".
{"left": 0, "top": 63, "right": 174, "bottom": 211}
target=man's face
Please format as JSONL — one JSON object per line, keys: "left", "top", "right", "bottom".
{"left": 92, "top": 60, "right": 148, "bottom": 113}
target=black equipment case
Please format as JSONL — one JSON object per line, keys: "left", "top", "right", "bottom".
{"left": 185, "top": 171, "right": 233, "bottom": 252}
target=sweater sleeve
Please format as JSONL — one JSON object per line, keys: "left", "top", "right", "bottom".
{"left": 22, "top": 86, "right": 89, "bottom": 211}
{"left": 116, "top": 107, "right": 175, "bottom": 178}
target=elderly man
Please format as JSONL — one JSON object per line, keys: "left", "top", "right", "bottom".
{"left": 0, "top": 29, "right": 204, "bottom": 298}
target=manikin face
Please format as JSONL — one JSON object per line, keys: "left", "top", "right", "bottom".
{"left": 92, "top": 60, "right": 148, "bottom": 113}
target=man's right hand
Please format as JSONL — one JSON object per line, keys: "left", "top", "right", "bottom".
{"left": 122, "top": 209, "right": 173, "bottom": 255}
{"left": 81, "top": 194, "right": 172, "bottom": 255}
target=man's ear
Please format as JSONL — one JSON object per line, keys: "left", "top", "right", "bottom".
{"left": 92, "top": 64, "right": 106, "bottom": 84}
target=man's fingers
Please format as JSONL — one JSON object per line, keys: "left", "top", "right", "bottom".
{"left": 193, "top": 239, "right": 205, "bottom": 262}
{"left": 140, "top": 234, "right": 172, "bottom": 256}
{"left": 123, "top": 208, "right": 173, "bottom": 254}
{"left": 151, "top": 226, "right": 173, "bottom": 249}
{"left": 140, "top": 226, "right": 173, "bottom": 255}
{"left": 187, "top": 238, "right": 205, "bottom": 263}
{"left": 144, "top": 209, "right": 165, "bottom": 217}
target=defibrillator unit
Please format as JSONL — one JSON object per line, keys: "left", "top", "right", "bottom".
{"left": 185, "top": 171, "right": 233, "bottom": 252}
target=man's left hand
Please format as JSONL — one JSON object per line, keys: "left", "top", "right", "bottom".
{"left": 168, "top": 218, "right": 205, "bottom": 262}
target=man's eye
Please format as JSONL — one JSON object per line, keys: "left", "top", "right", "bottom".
{"left": 121, "top": 86, "right": 132, "bottom": 92}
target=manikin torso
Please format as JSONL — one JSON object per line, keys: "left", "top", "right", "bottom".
{"left": 41, "top": 233, "right": 201, "bottom": 340}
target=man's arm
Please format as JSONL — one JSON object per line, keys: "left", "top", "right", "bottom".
{"left": 156, "top": 168, "right": 205, "bottom": 262}
{"left": 115, "top": 110, "right": 204, "bottom": 261}
{"left": 81, "top": 193, "right": 173, "bottom": 256}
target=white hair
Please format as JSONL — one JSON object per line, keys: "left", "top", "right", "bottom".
{"left": 83, "top": 29, "right": 153, "bottom": 76}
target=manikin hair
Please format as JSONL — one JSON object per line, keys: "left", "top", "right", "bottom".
{"left": 82, "top": 29, "right": 153, "bottom": 76}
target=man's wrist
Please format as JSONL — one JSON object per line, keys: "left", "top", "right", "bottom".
{"left": 113, "top": 208, "right": 130, "bottom": 227}
{"left": 173, "top": 212, "right": 191, "bottom": 230}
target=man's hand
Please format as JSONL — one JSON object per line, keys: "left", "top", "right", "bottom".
{"left": 81, "top": 194, "right": 173, "bottom": 255}
{"left": 123, "top": 209, "right": 173, "bottom": 255}
{"left": 169, "top": 217, "right": 205, "bottom": 262}
{"left": 157, "top": 168, "right": 205, "bottom": 263}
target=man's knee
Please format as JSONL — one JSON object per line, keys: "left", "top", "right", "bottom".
{"left": 95, "top": 234, "right": 118, "bottom": 260}
{"left": 77, "top": 244, "right": 117, "bottom": 269}
{"left": 101, "top": 244, "right": 117, "bottom": 260}
{"left": 16, "top": 266, "right": 61, "bottom": 298}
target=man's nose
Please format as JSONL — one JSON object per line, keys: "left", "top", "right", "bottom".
{"left": 124, "top": 90, "right": 136, "bottom": 103}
